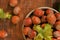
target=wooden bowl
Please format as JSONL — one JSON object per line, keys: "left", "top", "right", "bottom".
{"left": 22, "top": 7, "right": 59, "bottom": 40}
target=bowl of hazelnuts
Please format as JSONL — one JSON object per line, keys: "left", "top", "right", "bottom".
{"left": 22, "top": 7, "right": 60, "bottom": 40}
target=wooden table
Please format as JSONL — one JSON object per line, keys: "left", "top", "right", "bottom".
{"left": 0, "top": 0, "right": 59, "bottom": 40}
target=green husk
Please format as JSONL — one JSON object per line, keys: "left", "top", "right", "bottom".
{"left": 4, "top": 12, "right": 12, "bottom": 19}
{"left": 34, "top": 33, "right": 43, "bottom": 40}
{"left": 0, "top": 8, "right": 12, "bottom": 19}
{"left": 43, "top": 24, "right": 53, "bottom": 40}
{"left": 33, "top": 24, "right": 53, "bottom": 40}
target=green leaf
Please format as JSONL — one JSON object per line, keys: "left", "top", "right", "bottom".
{"left": 0, "top": 8, "right": 4, "bottom": 18}
{"left": 58, "top": 5, "right": 60, "bottom": 12}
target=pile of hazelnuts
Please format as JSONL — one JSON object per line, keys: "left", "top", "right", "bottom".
{"left": 10, "top": 0, "right": 21, "bottom": 24}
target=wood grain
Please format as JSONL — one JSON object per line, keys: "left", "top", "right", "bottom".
{"left": 0, "top": 0, "right": 53, "bottom": 40}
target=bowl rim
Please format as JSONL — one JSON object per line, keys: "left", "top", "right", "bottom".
{"left": 22, "top": 7, "right": 59, "bottom": 40}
